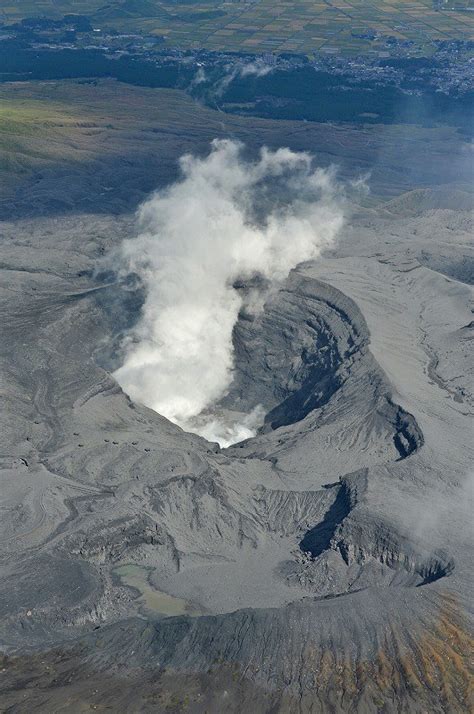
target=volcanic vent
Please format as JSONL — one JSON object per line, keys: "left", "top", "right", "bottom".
{"left": 90, "top": 267, "right": 452, "bottom": 615}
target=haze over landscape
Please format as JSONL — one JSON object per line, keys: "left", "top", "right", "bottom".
{"left": 0, "top": 1, "right": 473, "bottom": 712}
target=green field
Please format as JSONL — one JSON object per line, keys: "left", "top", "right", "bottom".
{"left": 0, "top": 95, "right": 94, "bottom": 203}
{"left": 2, "top": 0, "right": 473, "bottom": 55}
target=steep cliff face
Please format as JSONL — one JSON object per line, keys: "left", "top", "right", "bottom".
{"left": 0, "top": 205, "right": 471, "bottom": 713}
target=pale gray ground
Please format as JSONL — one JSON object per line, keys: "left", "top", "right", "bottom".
{"left": 0, "top": 93, "right": 472, "bottom": 711}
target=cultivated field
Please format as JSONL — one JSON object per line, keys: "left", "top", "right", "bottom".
{"left": 2, "top": 0, "right": 473, "bottom": 55}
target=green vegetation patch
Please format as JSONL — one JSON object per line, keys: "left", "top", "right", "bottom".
{"left": 0, "top": 101, "right": 78, "bottom": 136}
{"left": 0, "top": 96, "right": 92, "bottom": 194}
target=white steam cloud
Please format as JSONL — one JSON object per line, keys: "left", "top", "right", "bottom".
{"left": 113, "top": 140, "right": 345, "bottom": 445}
{"left": 238, "top": 60, "right": 274, "bottom": 79}
{"left": 210, "top": 60, "right": 274, "bottom": 98}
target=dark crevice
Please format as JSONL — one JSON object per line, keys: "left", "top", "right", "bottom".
{"left": 417, "top": 557, "right": 455, "bottom": 586}
{"left": 299, "top": 484, "right": 351, "bottom": 559}
{"left": 297, "top": 474, "right": 454, "bottom": 589}
{"left": 391, "top": 401, "right": 424, "bottom": 460}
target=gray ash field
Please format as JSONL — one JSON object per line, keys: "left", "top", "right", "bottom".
{"left": 0, "top": 80, "right": 473, "bottom": 712}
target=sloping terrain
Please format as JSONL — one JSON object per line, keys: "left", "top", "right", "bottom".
{"left": 0, "top": 81, "right": 472, "bottom": 712}
{"left": 1, "top": 80, "right": 471, "bottom": 219}
{"left": 1, "top": 201, "right": 472, "bottom": 712}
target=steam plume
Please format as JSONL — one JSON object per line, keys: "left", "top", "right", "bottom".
{"left": 113, "top": 140, "right": 345, "bottom": 444}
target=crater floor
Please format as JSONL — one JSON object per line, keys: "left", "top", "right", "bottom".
{"left": 1, "top": 198, "right": 472, "bottom": 712}
{"left": 0, "top": 82, "right": 472, "bottom": 713}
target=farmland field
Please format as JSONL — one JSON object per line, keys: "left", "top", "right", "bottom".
{"left": 2, "top": 0, "right": 473, "bottom": 55}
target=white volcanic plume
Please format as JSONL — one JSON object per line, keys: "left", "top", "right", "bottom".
{"left": 113, "top": 139, "right": 345, "bottom": 445}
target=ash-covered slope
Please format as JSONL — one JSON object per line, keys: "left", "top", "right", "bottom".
{"left": 0, "top": 192, "right": 472, "bottom": 712}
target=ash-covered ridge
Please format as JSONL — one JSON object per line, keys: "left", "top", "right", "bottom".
{"left": 0, "top": 192, "right": 472, "bottom": 712}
